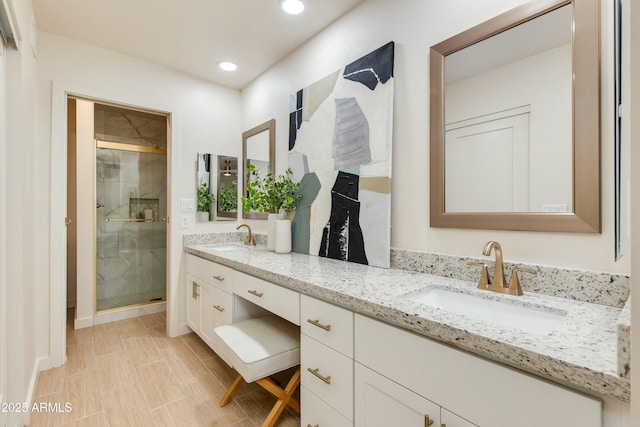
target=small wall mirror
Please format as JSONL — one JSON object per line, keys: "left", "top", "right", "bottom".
{"left": 430, "top": 0, "right": 600, "bottom": 232}
{"left": 242, "top": 119, "right": 275, "bottom": 219}
{"left": 216, "top": 155, "right": 238, "bottom": 220}
{"left": 196, "top": 153, "right": 215, "bottom": 222}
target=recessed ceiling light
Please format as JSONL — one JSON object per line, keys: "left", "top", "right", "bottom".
{"left": 280, "top": 0, "right": 304, "bottom": 15}
{"left": 218, "top": 61, "right": 237, "bottom": 72}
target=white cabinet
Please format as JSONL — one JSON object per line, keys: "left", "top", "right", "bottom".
{"left": 186, "top": 254, "right": 233, "bottom": 353}
{"left": 355, "top": 314, "right": 601, "bottom": 427}
{"left": 301, "top": 295, "right": 354, "bottom": 426}
{"left": 441, "top": 409, "right": 476, "bottom": 427}
{"left": 355, "top": 363, "right": 443, "bottom": 427}
{"left": 232, "top": 270, "right": 300, "bottom": 325}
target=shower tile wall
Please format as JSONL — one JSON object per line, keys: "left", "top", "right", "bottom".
{"left": 95, "top": 106, "right": 167, "bottom": 310}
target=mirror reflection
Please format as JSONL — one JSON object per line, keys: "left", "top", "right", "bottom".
{"left": 216, "top": 155, "right": 238, "bottom": 219}
{"left": 430, "top": 0, "right": 601, "bottom": 232}
{"left": 196, "top": 153, "right": 215, "bottom": 222}
{"left": 242, "top": 119, "right": 275, "bottom": 219}
{"left": 444, "top": 4, "right": 572, "bottom": 213}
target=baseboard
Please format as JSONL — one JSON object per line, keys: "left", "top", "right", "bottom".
{"left": 20, "top": 357, "right": 48, "bottom": 427}
{"left": 74, "top": 316, "right": 94, "bottom": 329}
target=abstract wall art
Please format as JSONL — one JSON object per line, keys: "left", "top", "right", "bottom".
{"left": 289, "top": 42, "right": 394, "bottom": 268}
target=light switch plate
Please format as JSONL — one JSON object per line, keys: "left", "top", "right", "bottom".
{"left": 181, "top": 215, "right": 190, "bottom": 228}
{"left": 181, "top": 199, "right": 195, "bottom": 212}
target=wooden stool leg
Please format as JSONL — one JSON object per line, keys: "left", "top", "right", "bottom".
{"left": 259, "top": 368, "right": 301, "bottom": 427}
{"left": 219, "top": 374, "right": 244, "bottom": 407}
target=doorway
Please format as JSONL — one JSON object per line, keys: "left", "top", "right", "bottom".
{"left": 68, "top": 99, "right": 169, "bottom": 322}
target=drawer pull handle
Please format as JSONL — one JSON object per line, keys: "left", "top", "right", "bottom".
{"left": 213, "top": 275, "right": 225, "bottom": 281}
{"left": 307, "top": 319, "right": 331, "bottom": 332}
{"left": 248, "top": 290, "right": 264, "bottom": 298}
{"left": 213, "top": 305, "right": 225, "bottom": 312}
{"left": 307, "top": 367, "right": 331, "bottom": 385}
{"left": 192, "top": 282, "right": 200, "bottom": 299}
{"left": 424, "top": 414, "right": 434, "bottom": 426}
{"left": 307, "top": 425, "right": 319, "bottom": 427}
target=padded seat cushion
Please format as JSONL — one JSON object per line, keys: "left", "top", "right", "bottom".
{"left": 214, "top": 315, "right": 300, "bottom": 383}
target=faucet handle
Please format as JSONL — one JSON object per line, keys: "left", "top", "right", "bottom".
{"left": 467, "top": 261, "right": 491, "bottom": 289}
{"left": 507, "top": 267, "right": 537, "bottom": 296}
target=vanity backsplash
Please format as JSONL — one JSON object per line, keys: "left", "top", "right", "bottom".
{"left": 391, "top": 249, "right": 629, "bottom": 308}
{"left": 184, "top": 232, "right": 629, "bottom": 308}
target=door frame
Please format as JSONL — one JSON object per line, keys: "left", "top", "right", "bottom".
{"left": 0, "top": 32, "right": 7, "bottom": 425}
{"left": 50, "top": 82, "right": 177, "bottom": 366}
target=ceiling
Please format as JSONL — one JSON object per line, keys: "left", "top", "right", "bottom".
{"left": 32, "top": 0, "right": 364, "bottom": 90}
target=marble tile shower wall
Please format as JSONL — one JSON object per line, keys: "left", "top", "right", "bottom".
{"left": 95, "top": 108, "right": 167, "bottom": 304}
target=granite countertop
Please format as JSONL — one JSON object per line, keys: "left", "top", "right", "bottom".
{"left": 184, "top": 241, "right": 629, "bottom": 402}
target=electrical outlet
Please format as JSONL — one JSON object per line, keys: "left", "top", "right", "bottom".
{"left": 181, "top": 215, "right": 190, "bottom": 228}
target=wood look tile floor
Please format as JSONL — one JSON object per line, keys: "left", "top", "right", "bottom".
{"left": 28, "top": 310, "right": 300, "bottom": 427}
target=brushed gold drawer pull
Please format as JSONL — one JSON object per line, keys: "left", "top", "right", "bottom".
{"left": 307, "top": 367, "right": 331, "bottom": 385}
{"left": 424, "top": 414, "right": 434, "bottom": 426}
{"left": 213, "top": 305, "right": 225, "bottom": 312}
{"left": 213, "top": 275, "right": 225, "bottom": 281}
{"left": 192, "top": 282, "right": 200, "bottom": 299}
{"left": 307, "top": 319, "right": 331, "bottom": 332}
{"left": 248, "top": 290, "right": 263, "bottom": 297}
{"left": 307, "top": 425, "right": 319, "bottom": 427}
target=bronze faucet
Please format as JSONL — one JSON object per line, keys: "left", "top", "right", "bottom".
{"left": 482, "top": 241, "right": 506, "bottom": 287}
{"left": 468, "top": 241, "right": 536, "bottom": 296}
{"left": 236, "top": 224, "right": 256, "bottom": 246}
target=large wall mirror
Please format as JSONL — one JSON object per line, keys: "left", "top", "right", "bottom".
{"left": 430, "top": 0, "right": 600, "bottom": 232}
{"left": 242, "top": 119, "right": 275, "bottom": 219}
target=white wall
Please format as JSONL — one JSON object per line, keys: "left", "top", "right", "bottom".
{"left": 241, "top": 0, "right": 626, "bottom": 274}
{"left": 626, "top": 0, "right": 640, "bottom": 422}
{"left": 1, "top": 0, "right": 41, "bottom": 425}
{"left": 37, "top": 32, "right": 243, "bottom": 341}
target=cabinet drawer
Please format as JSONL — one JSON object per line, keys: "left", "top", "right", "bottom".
{"left": 186, "top": 254, "right": 233, "bottom": 293}
{"left": 211, "top": 287, "right": 232, "bottom": 326}
{"left": 301, "top": 334, "right": 353, "bottom": 421}
{"left": 233, "top": 271, "right": 300, "bottom": 325}
{"left": 301, "top": 295, "right": 353, "bottom": 357}
{"left": 301, "top": 386, "right": 352, "bottom": 427}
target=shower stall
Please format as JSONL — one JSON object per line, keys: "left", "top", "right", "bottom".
{"left": 94, "top": 104, "right": 168, "bottom": 312}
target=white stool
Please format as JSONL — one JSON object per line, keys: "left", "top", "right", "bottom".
{"left": 215, "top": 315, "right": 301, "bottom": 427}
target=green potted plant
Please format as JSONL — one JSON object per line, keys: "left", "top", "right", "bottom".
{"left": 242, "top": 164, "right": 301, "bottom": 214}
{"left": 242, "top": 164, "right": 302, "bottom": 251}
{"left": 197, "top": 182, "right": 215, "bottom": 222}
{"left": 219, "top": 180, "right": 238, "bottom": 212}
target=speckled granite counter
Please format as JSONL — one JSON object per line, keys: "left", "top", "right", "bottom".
{"left": 184, "top": 240, "right": 629, "bottom": 402}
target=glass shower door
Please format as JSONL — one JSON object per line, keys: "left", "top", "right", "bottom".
{"left": 95, "top": 141, "right": 167, "bottom": 312}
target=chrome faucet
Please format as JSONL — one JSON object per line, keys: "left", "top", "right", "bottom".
{"left": 236, "top": 223, "right": 256, "bottom": 246}
{"left": 468, "top": 241, "right": 536, "bottom": 296}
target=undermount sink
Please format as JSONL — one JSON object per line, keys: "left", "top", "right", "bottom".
{"left": 204, "top": 243, "right": 250, "bottom": 251}
{"left": 405, "top": 288, "right": 566, "bottom": 336}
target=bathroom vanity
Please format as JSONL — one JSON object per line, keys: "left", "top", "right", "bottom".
{"left": 184, "top": 239, "right": 629, "bottom": 427}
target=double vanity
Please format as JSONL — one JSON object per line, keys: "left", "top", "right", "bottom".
{"left": 183, "top": 233, "right": 629, "bottom": 427}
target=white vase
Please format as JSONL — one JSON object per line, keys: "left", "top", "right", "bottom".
{"left": 274, "top": 219, "right": 292, "bottom": 254}
{"left": 197, "top": 211, "right": 209, "bottom": 222}
{"left": 267, "top": 213, "right": 284, "bottom": 251}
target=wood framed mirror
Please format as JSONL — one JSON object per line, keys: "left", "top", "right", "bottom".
{"left": 430, "top": 0, "right": 600, "bottom": 232}
{"left": 242, "top": 119, "right": 275, "bottom": 219}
